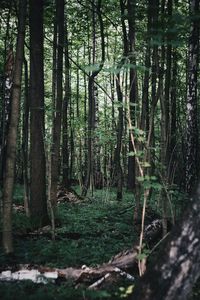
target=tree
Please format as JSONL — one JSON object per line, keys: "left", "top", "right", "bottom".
{"left": 185, "top": 0, "right": 199, "bottom": 194}
{"left": 132, "top": 181, "right": 200, "bottom": 300}
{"left": 2, "top": 0, "right": 27, "bottom": 253}
{"left": 82, "top": 0, "right": 105, "bottom": 197}
{"left": 127, "top": 0, "right": 137, "bottom": 192}
{"left": 50, "top": 0, "right": 65, "bottom": 210}
{"left": 29, "top": 0, "right": 48, "bottom": 226}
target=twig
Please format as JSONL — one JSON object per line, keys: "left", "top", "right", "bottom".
{"left": 88, "top": 273, "right": 111, "bottom": 289}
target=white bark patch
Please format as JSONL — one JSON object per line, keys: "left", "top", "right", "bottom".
{"left": 187, "top": 103, "right": 193, "bottom": 112}
{"left": 0, "top": 269, "right": 58, "bottom": 284}
{"left": 169, "top": 245, "right": 178, "bottom": 260}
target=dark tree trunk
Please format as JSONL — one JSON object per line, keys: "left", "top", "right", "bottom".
{"left": 82, "top": 0, "right": 105, "bottom": 197}
{"left": 50, "top": 0, "right": 65, "bottom": 209}
{"left": 0, "top": 1, "right": 13, "bottom": 184}
{"left": 132, "top": 182, "right": 200, "bottom": 300}
{"left": 140, "top": 0, "right": 152, "bottom": 133}
{"left": 2, "top": 0, "right": 27, "bottom": 253}
{"left": 22, "top": 58, "right": 30, "bottom": 216}
{"left": 29, "top": 0, "right": 48, "bottom": 226}
{"left": 62, "top": 15, "right": 70, "bottom": 187}
{"left": 127, "top": 0, "right": 137, "bottom": 191}
{"left": 111, "top": 0, "right": 128, "bottom": 200}
{"left": 114, "top": 72, "right": 124, "bottom": 200}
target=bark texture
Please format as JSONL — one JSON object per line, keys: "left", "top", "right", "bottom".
{"left": 29, "top": 0, "right": 48, "bottom": 226}
{"left": 50, "top": 0, "right": 65, "bottom": 209}
{"left": 2, "top": 0, "right": 27, "bottom": 253}
{"left": 185, "top": 0, "right": 199, "bottom": 194}
{"left": 132, "top": 182, "right": 200, "bottom": 300}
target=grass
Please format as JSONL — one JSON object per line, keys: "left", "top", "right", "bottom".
{"left": 0, "top": 185, "right": 137, "bottom": 299}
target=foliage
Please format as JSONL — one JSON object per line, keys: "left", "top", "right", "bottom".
{"left": 0, "top": 185, "right": 137, "bottom": 299}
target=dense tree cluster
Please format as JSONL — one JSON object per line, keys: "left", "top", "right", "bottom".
{"left": 0, "top": 0, "right": 199, "bottom": 298}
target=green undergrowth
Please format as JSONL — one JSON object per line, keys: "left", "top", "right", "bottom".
{"left": 0, "top": 185, "right": 137, "bottom": 299}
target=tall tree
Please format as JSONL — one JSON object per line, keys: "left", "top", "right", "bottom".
{"left": 50, "top": 0, "right": 65, "bottom": 209}
{"left": 29, "top": 0, "right": 48, "bottom": 226}
{"left": 0, "top": 0, "right": 13, "bottom": 184}
{"left": 111, "top": 0, "right": 128, "bottom": 201}
{"left": 185, "top": 0, "right": 199, "bottom": 194}
{"left": 82, "top": 0, "right": 105, "bottom": 196}
{"left": 62, "top": 12, "right": 70, "bottom": 187}
{"left": 2, "top": 0, "right": 27, "bottom": 253}
{"left": 127, "top": 0, "right": 137, "bottom": 191}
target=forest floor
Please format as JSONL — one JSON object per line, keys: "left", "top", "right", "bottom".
{"left": 0, "top": 185, "right": 200, "bottom": 300}
{"left": 0, "top": 185, "right": 139, "bottom": 300}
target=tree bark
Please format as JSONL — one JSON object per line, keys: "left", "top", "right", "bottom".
{"left": 2, "top": 0, "right": 27, "bottom": 253}
{"left": 127, "top": 0, "right": 137, "bottom": 192}
{"left": 82, "top": 0, "right": 105, "bottom": 197}
{"left": 29, "top": 0, "right": 48, "bottom": 226}
{"left": 50, "top": 0, "right": 65, "bottom": 209}
{"left": 185, "top": 0, "right": 199, "bottom": 194}
{"left": 132, "top": 182, "right": 200, "bottom": 300}
{"left": 62, "top": 14, "right": 70, "bottom": 187}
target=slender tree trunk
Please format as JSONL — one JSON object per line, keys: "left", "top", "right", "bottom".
{"left": 82, "top": 0, "right": 105, "bottom": 197}
{"left": 2, "top": 0, "right": 27, "bottom": 253}
{"left": 114, "top": 73, "right": 124, "bottom": 200}
{"left": 0, "top": 1, "right": 12, "bottom": 184}
{"left": 140, "top": 0, "right": 152, "bottom": 132}
{"left": 22, "top": 58, "right": 30, "bottom": 216}
{"left": 50, "top": 0, "right": 64, "bottom": 209}
{"left": 127, "top": 0, "right": 137, "bottom": 192}
{"left": 29, "top": 0, "right": 48, "bottom": 226}
{"left": 62, "top": 15, "right": 70, "bottom": 187}
{"left": 169, "top": 48, "right": 177, "bottom": 174}
{"left": 111, "top": 0, "right": 128, "bottom": 200}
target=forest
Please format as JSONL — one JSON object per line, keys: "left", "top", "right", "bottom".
{"left": 0, "top": 0, "right": 200, "bottom": 299}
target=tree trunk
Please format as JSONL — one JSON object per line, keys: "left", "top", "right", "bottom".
{"left": 2, "top": 0, "right": 27, "bottom": 253}
{"left": 82, "top": 0, "right": 105, "bottom": 197}
{"left": 50, "top": 0, "right": 65, "bottom": 209}
{"left": 0, "top": 1, "right": 13, "bottom": 184}
{"left": 127, "top": 0, "right": 137, "bottom": 192}
{"left": 22, "top": 58, "right": 30, "bottom": 217}
{"left": 132, "top": 182, "right": 200, "bottom": 300}
{"left": 185, "top": 0, "right": 199, "bottom": 194}
{"left": 29, "top": 0, "right": 48, "bottom": 226}
{"left": 62, "top": 15, "right": 70, "bottom": 187}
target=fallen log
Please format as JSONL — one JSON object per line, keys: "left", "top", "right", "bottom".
{"left": 0, "top": 218, "right": 171, "bottom": 288}
{"left": 0, "top": 247, "right": 138, "bottom": 287}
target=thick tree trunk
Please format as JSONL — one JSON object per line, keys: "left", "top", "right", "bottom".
{"left": 29, "top": 0, "right": 48, "bottom": 226}
{"left": 2, "top": 0, "right": 27, "bottom": 253}
{"left": 132, "top": 182, "right": 200, "bottom": 300}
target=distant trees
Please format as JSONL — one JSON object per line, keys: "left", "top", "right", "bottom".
{"left": 0, "top": 0, "right": 199, "bottom": 262}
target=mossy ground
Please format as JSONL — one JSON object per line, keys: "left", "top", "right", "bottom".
{"left": 0, "top": 185, "right": 137, "bottom": 299}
